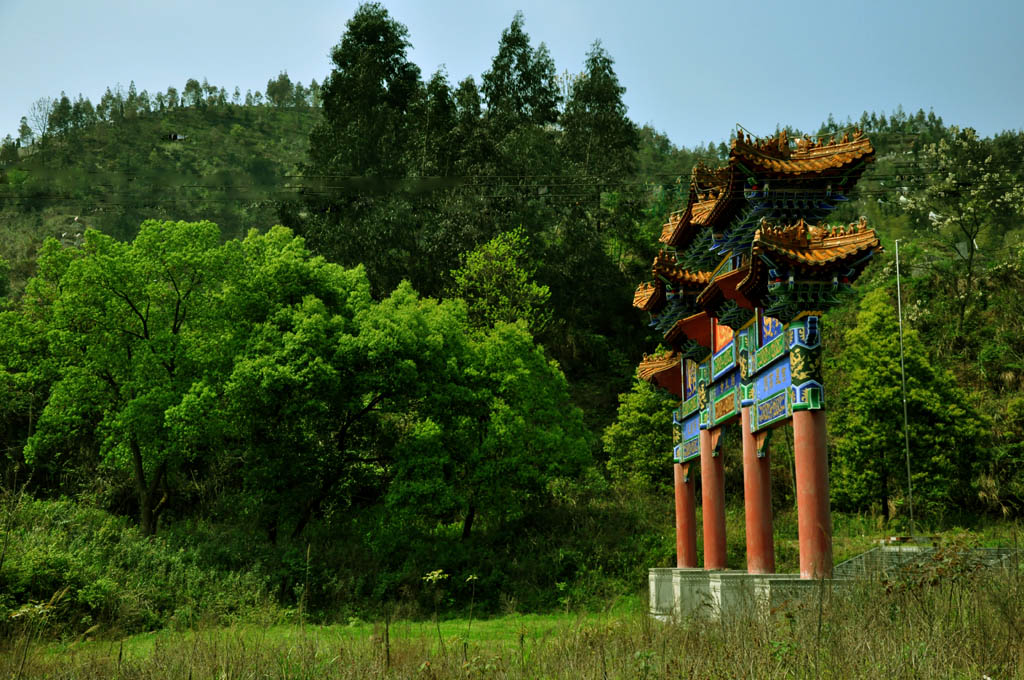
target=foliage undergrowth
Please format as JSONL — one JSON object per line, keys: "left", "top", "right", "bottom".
{"left": 4, "top": 550, "right": 1021, "bottom": 679}
{"left": 4, "top": 489, "right": 1020, "bottom": 646}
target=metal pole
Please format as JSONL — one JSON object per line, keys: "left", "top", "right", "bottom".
{"left": 894, "top": 240, "right": 915, "bottom": 536}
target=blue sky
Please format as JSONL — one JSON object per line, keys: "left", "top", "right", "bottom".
{"left": 2, "top": 0, "right": 1022, "bottom": 149}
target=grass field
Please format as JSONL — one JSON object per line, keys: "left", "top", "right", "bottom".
{"left": 5, "top": 550, "right": 1022, "bottom": 679}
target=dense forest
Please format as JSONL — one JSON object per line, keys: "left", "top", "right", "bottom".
{"left": 1, "top": 3, "right": 1023, "bottom": 634}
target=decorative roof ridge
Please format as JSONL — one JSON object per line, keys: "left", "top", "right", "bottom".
{"left": 633, "top": 280, "right": 666, "bottom": 311}
{"left": 637, "top": 351, "right": 683, "bottom": 395}
{"left": 690, "top": 160, "right": 733, "bottom": 193}
{"left": 651, "top": 251, "right": 713, "bottom": 288}
{"left": 640, "top": 349, "right": 678, "bottom": 363}
{"left": 730, "top": 127, "right": 873, "bottom": 161}
{"left": 695, "top": 258, "right": 754, "bottom": 312}
{"left": 754, "top": 216, "right": 878, "bottom": 249}
{"left": 660, "top": 162, "right": 741, "bottom": 247}
{"left": 659, "top": 206, "right": 689, "bottom": 243}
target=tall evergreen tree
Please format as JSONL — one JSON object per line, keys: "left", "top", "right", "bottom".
{"left": 410, "top": 69, "right": 457, "bottom": 176}
{"left": 183, "top": 79, "right": 203, "bottom": 108}
{"left": 307, "top": 2, "right": 420, "bottom": 178}
{"left": 481, "top": 12, "right": 561, "bottom": 133}
{"left": 560, "top": 41, "right": 638, "bottom": 180}
{"left": 49, "top": 92, "right": 72, "bottom": 136}
{"left": 266, "top": 71, "right": 294, "bottom": 108}
{"left": 829, "top": 288, "right": 984, "bottom": 522}
{"left": 18, "top": 117, "right": 33, "bottom": 146}
{"left": 287, "top": 3, "right": 425, "bottom": 296}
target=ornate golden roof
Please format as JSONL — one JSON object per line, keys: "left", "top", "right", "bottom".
{"left": 651, "top": 251, "right": 712, "bottom": 290}
{"left": 753, "top": 217, "right": 882, "bottom": 266}
{"left": 730, "top": 128, "right": 874, "bottom": 175}
{"left": 637, "top": 351, "right": 682, "bottom": 397}
{"left": 736, "top": 217, "right": 883, "bottom": 304}
{"left": 659, "top": 162, "right": 741, "bottom": 248}
{"left": 633, "top": 281, "right": 665, "bottom": 312}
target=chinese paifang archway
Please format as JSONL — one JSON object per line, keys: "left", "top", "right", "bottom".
{"left": 634, "top": 127, "right": 882, "bottom": 579}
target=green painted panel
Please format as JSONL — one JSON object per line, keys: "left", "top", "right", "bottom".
{"left": 712, "top": 342, "right": 736, "bottom": 379}
{"left": 680, "top": 393, "right": 700, "bottom": 417}
{"left": 755, "top": 333, "right": 786, "bottom": 369}
{"left": 712, "top": 391, "right": 738, "bottom": 426}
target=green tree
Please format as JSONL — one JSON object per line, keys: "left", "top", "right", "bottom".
{"left": 18, "top": 117, "right": 33, "bottom": 146}
{"left": 560, "top": 41, "right": 638, "bottom": 180}
{"left": 481, "top": 12, "right": 561, "bottom": 132}
{"left": 0, "top": 256, "right": 9, "bottom": 298}
{"left": 291, "top": 3, "right": 424, "bottom": 296}
{"left": 163, "top": 227, "right": 482, "bottom": 539}
{"left": 410, "top": 69, "right": 457, "bottom": 176}
{"left": 904, "top": 127, "right": 1024, "bottom": 333}
{"left": 49, "top": 92, "right": 72, "bottom": 136}
{"left": 602, "top": 379, "right": 677, "bottom": 493}
{"left": 0, "top": 135, "right": 18, "bottom": 165}
{"left": 182, "top": 78, "right": 203, "bottom": 108}
{"left": 452, "top": 76, "right": 489, "bottom": 173}
{"left": 25, "top": 221, "right": 229, "bottom": 534}
{"left": 829, "top": 287, "right": 985, "bottom": 522}
{"left": 265, "top": 71, "right": 294, "bottom": 108}
{"left": 449, "top": 228, "right": 551, "bottom": 335}
{"left": 0, "top": 244, "right": 66, "bottom": 487}
{"left": 389, "top": 320, "right": 589, "bottom": 540}
{"left": 307, "top": 2, "right": 420, "bottom": 178}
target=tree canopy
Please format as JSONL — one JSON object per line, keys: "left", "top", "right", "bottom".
{"left": 828, "top": 288, "right": 984, "bottom": 522}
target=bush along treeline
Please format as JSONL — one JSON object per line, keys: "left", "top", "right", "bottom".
{"left": 2, "top": 1, "right": 1024, "bottom": 636}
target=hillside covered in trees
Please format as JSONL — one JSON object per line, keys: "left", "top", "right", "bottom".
{"left": 1, "top": 2, "right": 1023, "bottom": 632}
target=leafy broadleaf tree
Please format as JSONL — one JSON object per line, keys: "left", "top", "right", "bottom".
{"left": 389, "top": 319, "right": 589, "bottom": 540}
{"left": 25, "top": 221, "right": 228, "bottom": 534}
{"left": 829, "top": 288, "right": 985, "bottom": 522}
{"left": 165, "top": 227, "right": 487, "bottom": 540}
{"left": 602, "top": 379, "right": 677, "bottom": 494}
{"left": 449, "top": 228, "right": 551, "bottom": 335}
{"left": 903, "top": 127, "right": 1024, "bottom": 333}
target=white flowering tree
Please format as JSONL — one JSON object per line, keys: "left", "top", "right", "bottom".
{"left": 903, "top": 127, "right": 1024, "bottom": 332}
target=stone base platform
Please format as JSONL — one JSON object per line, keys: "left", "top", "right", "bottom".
{"left": 649, "top": 568, "right": 851, "bottom": 621}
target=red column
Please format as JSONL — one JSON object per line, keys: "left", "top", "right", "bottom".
{"left": 700, "top": 428, "right": 727, "bottom": 570}
{"left": 793, "top": 408, "right": 832, "bottom": 579}
{"left": 674, "top": 462, "right": 697, "bottom": 568}
{"left": 741, "top": 407, "right": 775, "bottom": 574}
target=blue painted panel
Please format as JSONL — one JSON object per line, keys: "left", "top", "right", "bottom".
{"left": 683, "top": 359, "right": 697, "bottom": 401}
{"left": 682, "top": 413, "right": 700, "bottom": 441}
{"left": 711, "top": 341, "right": 736, "bottom": 381}
{"left": 680, "top": 412, "right": 701, "bottom": 461}
{"left": 713, "top": 368, "right": 740, "bottom": 399}
{"left": 754, "top": 357, "right": 791, "bottom": 401}
{"left": 760, "top": 313, "right": 784, "bottom": 347}
{"left": 755, "top": 392, "right": 789, "bottom": 430}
